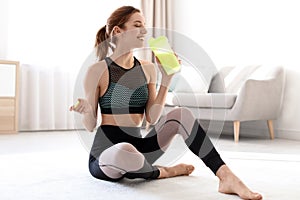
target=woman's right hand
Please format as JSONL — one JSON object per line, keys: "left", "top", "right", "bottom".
{"left": 69, "top": 98, "right": 92, "bottom": 114}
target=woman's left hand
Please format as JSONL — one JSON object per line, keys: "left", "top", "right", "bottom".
{"left": 155, "top": 53, "right": 181, "bottom": 85}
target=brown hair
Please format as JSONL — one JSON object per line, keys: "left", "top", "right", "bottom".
{"left": 95, "top": 6, "right": 141, "bottom": 60}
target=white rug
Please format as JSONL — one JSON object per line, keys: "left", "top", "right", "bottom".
{"left": 1, "top": 146, "right": 300, "bottom": 200}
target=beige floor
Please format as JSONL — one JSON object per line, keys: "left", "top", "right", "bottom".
{"left": 0, "top": 130, "right": 300, "bottom": 200}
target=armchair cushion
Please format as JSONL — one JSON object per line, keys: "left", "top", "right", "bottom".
{"left": 169, "top": 92, "right": 237, "bottom": 109}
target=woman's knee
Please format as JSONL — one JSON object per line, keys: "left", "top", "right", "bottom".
{"left": 167, "top": 107, "right": 195, "bottom": 121}
{"left": 165, "top": 107, "right": 196, "bottom": 137}
{"left": 100, "top": 143, "right": 145, "bottom": 168}
{"left": 114, "top": 142, "right": 140, "bottom": 153}
{"left": 156, "top": 107, "right": 195, "bottom": 131}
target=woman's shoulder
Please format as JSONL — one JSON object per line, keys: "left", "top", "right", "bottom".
{"left": 86, "top": 60, "right": 108, "bottom": 75}
{"left": 88, "top": 60, "right": 107, "bottom": 71}
{"left": 84, "top": 60, "right": 108, "bottom": 84}
{"left": 138, "top": 59, "right": 155, "bottom": 73}
{"left": 138, "top": 59, "right": 157, "bottom": 82}
{"left": 139, "top": 59, "right": 154, "bottom": 67}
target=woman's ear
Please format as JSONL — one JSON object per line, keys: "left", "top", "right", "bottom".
{"left": 112, "top": 26, "right": 122, "bottom": 35}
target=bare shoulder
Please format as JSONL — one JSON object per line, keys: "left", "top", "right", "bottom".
{"left": 139, "top": 59, "right": 152, "bottom": 65}
{"left": 139, "top": 59, "right": 157, "bottom": 83}
{"left": 85, "top": 60, "right": 108, "bottom": 79}
{"left": 139, "top": 59, "right": 156, "bottom": 74}
{"left": 84, "top": 60, "right": 108, "bottom": 85}
{"left": 87, "top": 60, "right": 107, "bottom": 75}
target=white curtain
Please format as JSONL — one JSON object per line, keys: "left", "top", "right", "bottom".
{"left": 141, "top": 0, "right": 173, "bottom": 31}
{"left": 139, "top": 0, "right": 174, "bottom": 62}
{"left": 19, "top": 64, "right": 75, "bottom": 131}
{"left": 141, "top": 0, "right": 173, "bottom": 38}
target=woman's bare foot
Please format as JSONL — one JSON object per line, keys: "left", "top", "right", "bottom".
{"left": 157, "top": 163, "right": 195, "bottom": 179}
{"left": 216, "top": 165, "right": 263, "bottom": 200}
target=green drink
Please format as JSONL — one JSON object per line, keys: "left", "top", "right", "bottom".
{"left": 148, "top": 36, "right": 181, "bottom": 75}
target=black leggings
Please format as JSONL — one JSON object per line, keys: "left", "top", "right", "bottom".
{"left": 89, "top": 108, "right": 225, "bottom": 181}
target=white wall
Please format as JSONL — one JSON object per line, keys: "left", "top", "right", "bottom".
{"left": 173, "top": 0, "right": 300, "bottom": 140}
{"left": 0, "top": 0, "right": 8, "bottom": 59}
{"left": 5, "top": 0, "right": 141, "bottom": 73}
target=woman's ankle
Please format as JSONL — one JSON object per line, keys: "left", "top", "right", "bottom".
{"left": 216, "top": 164, "right": 232, "bottom": 180}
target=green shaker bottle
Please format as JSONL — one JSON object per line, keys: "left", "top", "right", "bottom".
{"left": 148, "top": 36, "right": 181, "bottom": 75}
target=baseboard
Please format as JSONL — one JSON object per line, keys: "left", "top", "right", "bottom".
{"left": 199, "top": 120, "right": 300, "bottom": 141}
{"left": 276, "top": 128, "right": 300, "bottom": 140}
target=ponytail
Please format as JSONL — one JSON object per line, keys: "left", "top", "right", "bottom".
{"left": 95, "top": 25, "right": 109, "bottom": 61}
{"left": 94, "top": 6, "right": 141, "bottom": 60}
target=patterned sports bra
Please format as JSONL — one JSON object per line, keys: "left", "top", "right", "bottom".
{"left": 99, "top": 57, "right": 149, "bottom": 114}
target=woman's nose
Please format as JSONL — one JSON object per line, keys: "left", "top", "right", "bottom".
{"left": 140, "top": 27, "right": 147, "bottom": 34}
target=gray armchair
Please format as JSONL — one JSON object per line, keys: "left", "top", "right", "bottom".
{"left": 165, "top": 65, "right": 285, "bottom": 142}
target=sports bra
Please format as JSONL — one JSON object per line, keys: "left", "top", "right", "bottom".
{"left": 99, "top": 57, "right": 149, "bottom": 114}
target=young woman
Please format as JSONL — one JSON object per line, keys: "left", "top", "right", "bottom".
{"left": 70, "top": 6, "right": 262, "bottom": 200}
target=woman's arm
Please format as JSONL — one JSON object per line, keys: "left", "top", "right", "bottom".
{"left": 143, "top": 61, "right": 174, "bottom": 125}
{"left": 81, "top": 65, "right": 99, "bottom": 132}
{"left": 70, "top": 62, "right": 104, "bottom": 132}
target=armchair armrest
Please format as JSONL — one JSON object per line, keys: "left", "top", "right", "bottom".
{"left": 230, "top": 76, "right": 284, "bottom": 121}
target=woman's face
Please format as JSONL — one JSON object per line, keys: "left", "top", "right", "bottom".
{"left": 115, "top": 12, "right": 147, "bottom": 50}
